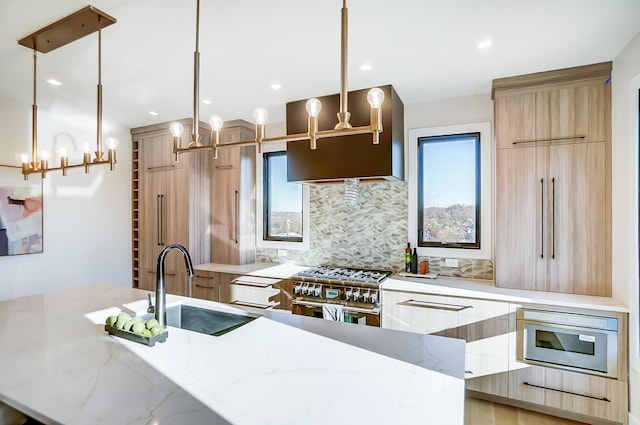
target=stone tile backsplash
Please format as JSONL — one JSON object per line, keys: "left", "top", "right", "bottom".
{"left": 256, "top": 180, "right": 494, "bottom": 280}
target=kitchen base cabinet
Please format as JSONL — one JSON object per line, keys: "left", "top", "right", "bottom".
{"left": 508, "top": 363, "right": 628, "bottom": 424}
{"left": 191, "top": 270, "right": 226, "bottom": 302}
{"left": 138, "top": 267, "right": 188, "bottom": 296}
{"left": 381, "top": 289, "right": 511, "bottom": 398}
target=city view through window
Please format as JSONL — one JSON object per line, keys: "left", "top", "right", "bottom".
{"left": 264, "top": 152, "right": 303, "bottom": 241}
{"left": 419, "top": 134, "right": 479, "bottom": 248}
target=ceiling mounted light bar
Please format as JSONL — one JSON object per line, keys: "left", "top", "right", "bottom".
{"left": 172, "top": 0, "right": 383, "bottom": 160}
{"left": 17, "top": 6, "right": 118, "bottom": 180}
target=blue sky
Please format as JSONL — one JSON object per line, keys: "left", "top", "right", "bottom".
{"left": 421, "top": 137, "right": 476, "bottom": 208}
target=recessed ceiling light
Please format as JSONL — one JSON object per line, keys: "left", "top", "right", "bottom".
{"left": 202, "top": 99, "right": 212, "bottom": 104}
{"left": 148, "top": 111, "right": 158, "bottom": 116}
{"left": 360, "top": 64, "right": 372, "bottom": 71}
{"left": 270, "top": 83, "right": 282, "bottom": 90}
{"left": 478, "top": 40, "right": 492, "bottom": 49}
{"left": 46, "top": 78, "right": 61, "bottom": 86}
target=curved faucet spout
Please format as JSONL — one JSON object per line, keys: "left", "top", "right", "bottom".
{"left": 155, "top": 243, "right": 194, "bottom": 328}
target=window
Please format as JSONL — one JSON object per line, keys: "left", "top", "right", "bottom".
{"left": 263, "top": 151, "right": 303, "bottom": 242}
{"left": 408, "top": 122, "right": 491, "bottom": 260}
{"left": 418, "top": 133, "right": 480, "bottom": 249}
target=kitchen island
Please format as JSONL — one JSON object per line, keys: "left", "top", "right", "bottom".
{"left": 0, "top": 284, "right": 465, "bottom": 425}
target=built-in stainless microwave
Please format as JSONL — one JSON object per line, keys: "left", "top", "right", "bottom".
{"left": 516, "top": 309, "right": 618, "bottom": 378}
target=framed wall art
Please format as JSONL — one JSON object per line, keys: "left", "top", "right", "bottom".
{"left": 0, "top": 166, "right": 43, "bottom": 256}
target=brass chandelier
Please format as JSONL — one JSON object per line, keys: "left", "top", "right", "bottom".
{"left": 171, "top": 0, "right": 384, "bottom": 159}
{"left": 17, "top": 6, "right": 118, "bottom": 180}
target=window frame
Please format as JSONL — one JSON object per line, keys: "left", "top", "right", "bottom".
{"left": 408, "top": 122, "right": 492, "bottom": 260}
{"left": 417, "top": 132, "right": 481, "bottom": 249}
{"left": 256, "top": 141, "right": 310, "bottom": 250}
{"left": 262, "top": 151, "right": 303, "bottom": 243}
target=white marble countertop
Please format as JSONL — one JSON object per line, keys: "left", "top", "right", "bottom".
{"left": 196, "top": 262, "right": 629, "bottom": 313}
{"left": 386, "top": 273, "right": 629, "bottom": 313}
{"left": 0, "top": 284, "right": 465, "bottom": 425}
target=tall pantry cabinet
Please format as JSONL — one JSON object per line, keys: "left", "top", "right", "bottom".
{"left": 131, "top": 119, "right": 211, "bottom": 295}
{"left": 493, "top": 62, "right": 611, "bottom": 296}
{"left": 210, "top": 119, "right": 256, "bottom": 265}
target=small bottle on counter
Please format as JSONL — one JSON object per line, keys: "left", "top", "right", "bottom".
{"left": 411, "top": 248, "right": 418, "bottom": 274}
{"left": 405, "top": 242, "right": 412, "bottom": 272}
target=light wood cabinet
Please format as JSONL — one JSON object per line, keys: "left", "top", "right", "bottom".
{"left": 381, "top": 289, "right": 512, "bottom": 397}
{"left": 191, "top": 270, "right": 237, "bottom": 302}
{"left": 131, "top": 119, "right": 211, "bottom": 294}
{"left": 211, "top": 120, "right": 256, "bottom": 265}
{"left": 508, "top": 363, "right": 628, "bottom": 424}
{"left": 493, "top": 62, "right": 611, "bottom": 296}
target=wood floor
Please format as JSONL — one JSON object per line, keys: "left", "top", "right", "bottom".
{"left": 465, "top": 397, "right": 588, "bottom": 425}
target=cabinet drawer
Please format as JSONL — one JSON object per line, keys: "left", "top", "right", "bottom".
{"left": 139, "top": 268, "right": 188, "bottom": 296}
{"left": 381, "top": 290, "right": 510, "bottom": 334}
{"left": 509, "top": 363, "right": 628, "bottom": 423}
{"left": 228, "top": 282, "right": 280, "bottom": 309}
{"left": 192, "top": 275, "right": 219, "bottom": 302}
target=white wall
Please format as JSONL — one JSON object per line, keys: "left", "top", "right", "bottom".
{"left": 0, "top": 96, "right": 131, "bottom": 300}
{"left": 612, "top": 32, "right": 640, "bottom": 424}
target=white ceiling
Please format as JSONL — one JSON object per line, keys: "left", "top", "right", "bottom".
{"left": 1, "top": 0, "right": 639, "bottom": 132}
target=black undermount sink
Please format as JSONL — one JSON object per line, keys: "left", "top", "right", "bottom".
{"left": 164, "top": 304, "right": 258, "bottom": 336}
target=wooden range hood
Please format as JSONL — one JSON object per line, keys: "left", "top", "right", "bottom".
{"left": 286, "top": 84, "right": 404, "bottom": 184}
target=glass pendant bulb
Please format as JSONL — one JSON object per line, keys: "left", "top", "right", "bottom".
{"left": 20, "top": 154, "right": 29, "bottom": 163}
{"left": 106, "top": 137, "right": 119, "bottom": 149}
{"left": 305, "top": 98, "right": 322, "bottom": 117}
{"left": 40, "top": 150, "right": 49, "bottom": 160}
{"left": 253, "top": 108, "right": 268, "bottom": 125}
{"left": 209, "top": 115, "right": 224, "bottom": 131}
{"left": 366, "top": 88, "right": 385, "bottom": 108}
{"left": 59, "top": 147, "right": 68, "bottom": 158}
{"left": 170, "top": 122, "right": 184, "bottom": 137}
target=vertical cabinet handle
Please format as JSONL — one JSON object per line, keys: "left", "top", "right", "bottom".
{"left": 540, "top": 178, "right": 544, "bottom": 259}
{"left": 234, "top": 190, "right": 239, "bottom": 244}
{"left": 157, "top": 194, "right": 165, "bottom": 246}
{"left": 551, "top": 178, "right": 555, "bottom": 260}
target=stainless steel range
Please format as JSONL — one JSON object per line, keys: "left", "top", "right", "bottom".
{"left": 290, "top": 266, "right": 390, "bottom": 327}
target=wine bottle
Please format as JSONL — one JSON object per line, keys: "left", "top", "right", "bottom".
{"left": 411, "top": 248, "right": 418, "bottom": 274}
{"left": 405, "top": 242, "right": 411, "bottom": 272}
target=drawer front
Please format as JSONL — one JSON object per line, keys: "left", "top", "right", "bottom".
{"left": 192, "top": 274, "right": 219, "bottom": 302}
{"left": 381, "top": 290, "right": 510, "bottom": 334}
{"left": 139, "top": 267, "right": 188, "bottom": 296}
{"left": 509, "top": 363, "right": 628, "bottom": 423}
{"left": 228, "top": 283, "right": 279, "bottom": 309}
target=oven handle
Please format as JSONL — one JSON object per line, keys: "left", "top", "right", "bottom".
{"left": 398, "top": 299, "right": 473, "bottom": 312}
{"left": 291, "top": 299, "right": 380, "bottom": 315}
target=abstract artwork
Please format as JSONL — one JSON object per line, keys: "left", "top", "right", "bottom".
{"left": 0, "top": 167, "right": 43, "bottom": 256}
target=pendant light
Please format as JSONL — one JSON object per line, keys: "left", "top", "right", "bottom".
{"left": 16, "top": 6, "right": 118, "bottom": 180}
{"left": 172, "top": 0, "right": 384, "bottom": 160}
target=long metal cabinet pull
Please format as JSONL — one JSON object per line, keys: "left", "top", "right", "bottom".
{"left": 234, "top": 190, "right": 239, "bottom": 244}
{"left": 157, "top": 194, "right": 164, "bottom": 246}
{"left": 540, "top": 178, "right": 544, "bottom": 259}
{"left": 523, "top": 382, "right": 610, "bottom": 402}
{"left": 399, "top": 299, "right": 473, "bottom": 312}
{"left": 551, "top": 178, "right": 555, "bottom": 259}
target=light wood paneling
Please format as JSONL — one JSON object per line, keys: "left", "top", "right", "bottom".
{"left": 465, "top": 397, "right": 588, "bottom": 425}
{"left": 210, "top": 120, "right": 256, "bottom": 265}
{"left": 495, "top": 147, "right": 548, "bottom": 290}
{"left": 493, "top": 66, "right": 611, "bottom": 296}
{"left": 547, "top": 142, "right": 609, "bottom": 295}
